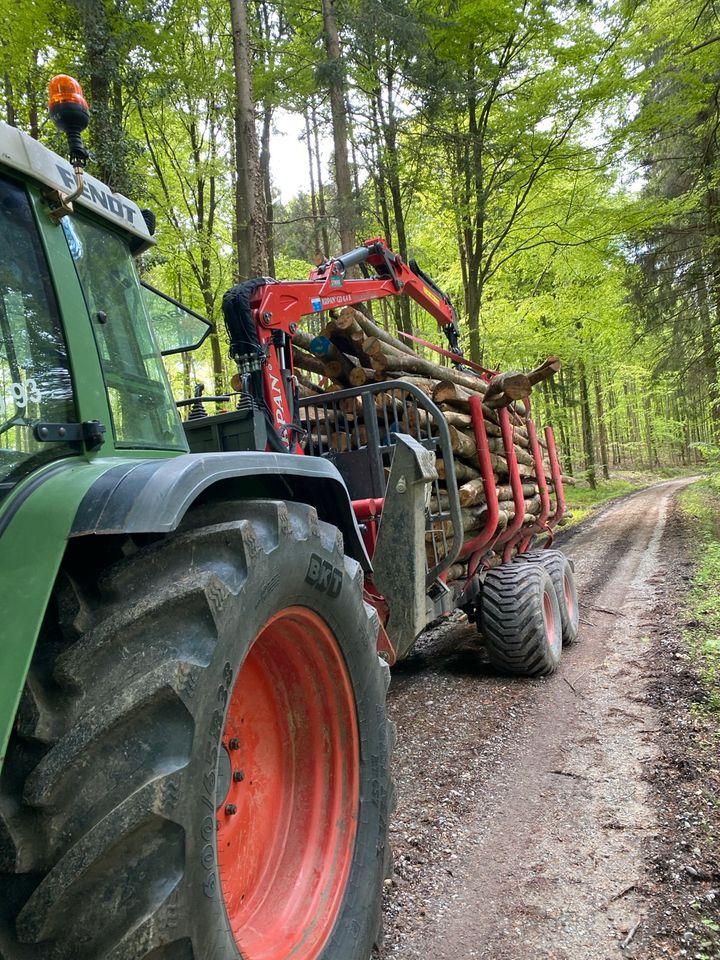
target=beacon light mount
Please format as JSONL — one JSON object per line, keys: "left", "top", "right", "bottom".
{"left": 46, "top": 74, "right": 90, "bottom": 220}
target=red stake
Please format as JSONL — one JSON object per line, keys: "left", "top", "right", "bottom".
{"left": 460, "top": 395, "right": 499, "bottom": 579}
{"left": 520, "top": 398, "right": 551, "bottom": 552}
{"left": 545, "top": 426, "right": 566, "bottom": 536}
{"left": 492, "top": 406, "right": 526, "bottom": 563}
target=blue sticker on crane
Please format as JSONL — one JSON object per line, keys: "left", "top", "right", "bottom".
{"left": 311, "top": 297, "right": 322, "bottom": 312}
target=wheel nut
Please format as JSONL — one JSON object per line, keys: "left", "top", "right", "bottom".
{"left": 225, "top": 804, "right": 237, "bottom": 815}
{"left": 233, "top": 770, "right": 245, "bottom": 782}
{"left": 228, "top": 738, "right": 240, "bottom": 750}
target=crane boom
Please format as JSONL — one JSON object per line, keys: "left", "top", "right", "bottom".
{"left": 221, "top": 237, "right": 464, "bottom": 450}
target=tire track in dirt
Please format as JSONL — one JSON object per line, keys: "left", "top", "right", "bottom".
{"left": 379, "top": 478, "right": 695, "bottom": 960}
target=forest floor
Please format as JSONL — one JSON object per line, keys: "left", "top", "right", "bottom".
{"left": 377, "top": 477, "right": 720, "bottom": 960}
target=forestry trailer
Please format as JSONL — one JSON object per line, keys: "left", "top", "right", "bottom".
{"left": 0, "top": 76, "right": 579, "bottom": 960}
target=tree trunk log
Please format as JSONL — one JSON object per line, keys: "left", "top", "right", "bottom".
{"left": 292, "top": 346, "right": 326, "bottom": 376}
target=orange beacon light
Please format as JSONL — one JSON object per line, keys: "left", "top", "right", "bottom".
{"left": 48, "top": 74, "right": 88, "bottom": 110}
{"left": 48, "top": 74, "right": 89, "bottom": 165}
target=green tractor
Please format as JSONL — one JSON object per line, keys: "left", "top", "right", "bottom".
{"left": 0, "top": 77, "right": 393, "bottom": 960}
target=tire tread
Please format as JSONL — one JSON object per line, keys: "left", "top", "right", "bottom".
{"left": 1, "top": 499, "right": 391, "bottom": 960}
{"left": 479, "top": 564, "right": 562, "bottom": 676}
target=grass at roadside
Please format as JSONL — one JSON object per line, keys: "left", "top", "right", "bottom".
{"left": 677, "top": 477, "right": 720, "bottom": 712}
{"left": 674, "top": 477, "right": 720, "bottom": 958}
{"left": 563, "top": 476, "right": 645, "bottom": 527}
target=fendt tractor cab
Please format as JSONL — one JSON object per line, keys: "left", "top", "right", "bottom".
{"left": 0, "top": 76, "right": 578, "bottom": 960}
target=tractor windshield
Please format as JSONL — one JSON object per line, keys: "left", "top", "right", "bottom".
{"left": 0, "top": 174, "right": 77, "bottom": 496}
{"left": 61, "top": 215, "right": 186, "bottom": 451}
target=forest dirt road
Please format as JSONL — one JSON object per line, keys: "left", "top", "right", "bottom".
{"left": 378, "top": 477, "right": 702, "bottom": 960}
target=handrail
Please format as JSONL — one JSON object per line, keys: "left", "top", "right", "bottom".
{"left": 298, "top": 378, "right": 465, "bottom": 582}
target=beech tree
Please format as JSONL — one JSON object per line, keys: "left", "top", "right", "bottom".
{"left": 320, "top": 0, "right": 356, "bottom": 254}
{"left": 229, "top": 0, "right": 267, "bottom": 279}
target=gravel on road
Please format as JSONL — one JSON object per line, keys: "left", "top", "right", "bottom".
{"left": 377, "top": 479, "right": 707, "bottom": 960}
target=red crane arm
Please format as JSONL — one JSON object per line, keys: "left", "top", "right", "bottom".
{"left": 224, "top": 238, "right": 462, "bottom": 450}
{"left": 250, "top": 238, "right": 459, "bottom": 333}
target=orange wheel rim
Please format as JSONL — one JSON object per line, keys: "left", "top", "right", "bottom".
{"left": 217, "top": 606, "right": 359, "bottom": 960}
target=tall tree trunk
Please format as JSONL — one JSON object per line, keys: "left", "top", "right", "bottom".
{"left": 552, "top": 371, "right": 574, "bottom": 477}
{"left": 644, "top": 406, "right": 657, "bottom": 466}
{"left": 370, "top": 97, "right": 393, "bottom": 248}
{"left": 623, "top": 381, "right": 640, "bottom": 467}
{"left": 345, "top": 92, "right": 361, "bottom": 196}
{"left": 311, "top": 101, "right": 331, "bottom": 256}
{"left": 704, "top": 181, "right": 720, "bottom": 434}
{"left": 370, "top": 95, "right": 401, "bottom": 331}
{"left": 260, "top": 101, "right": 275, "bottom": 276}
{"left": 377, "top": 87, "right": 412, "bottom": 337}
{"left": 449, "top": 134, "right": 469, "bottom": 304}
{"left": 593, "top": 369, "right": 610, "bottom": 480}
{"left": 578, "top": 361, "right": 596, "bottom": 488}
{"left": 181, "top": 352, "right": 192, "bottom": 409}
{"left": 303, "top": 108, "right": 321, "bottom": 258}
{"left": 464, "top": 70, "right": 485, "bottom": 365}
{"left": 207, "top": 314, "right": 226, "bottom": 394}
{"left": 229, "top": 0, "right": 266, "bottom": 279}
{"left": 676, "top": 390, "right": 689, "bottom": 465}
{"left": 320, "top": 0, "right": 355, "bottom": 254}
{"left": 566, "top": 367, "right": 582, "bottom": 456}
{"left": 698, "top": 275, "right": 720, "bottom": 437}
{"left": 465, "top": 276, "right": 483, "bottom": 364}
{"left": 194, "top": 118, "right": 226, "bottom": 395}
{"left": 607, "top": 383, "right": 622, "bottom": 465}
{"left": 67, "top": 3, "right": 129, "bottom": 192}
{"left": 25, "top": 49, "right": 40, "bottom": 141}
{"left": 4, "top": 72, "right": 15, "bottom": 126}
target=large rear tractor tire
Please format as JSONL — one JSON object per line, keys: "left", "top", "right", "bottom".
{"left": 0, "top": 499, "right": 392, "bottom": 960}
{"left": 514, "top": 548, "right": 579, "bottom": 646}
{"left": 478, "top": 563, "right": 562, "bottom": 676}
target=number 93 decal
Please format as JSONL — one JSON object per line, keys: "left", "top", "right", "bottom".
{"left": 0, "top": 379, "right": 42, "bottom": 415}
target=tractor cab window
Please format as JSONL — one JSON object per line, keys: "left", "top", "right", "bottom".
{"left": 61, "top": 216, "right": 186, "bottom": 451}
{"left": 0, "top": 174, "right": 76, "bottom": 495}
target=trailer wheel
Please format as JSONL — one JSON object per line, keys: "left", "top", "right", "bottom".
{"left": 514, "top": 549, "right": 579, "bottom": 646}
{"left": 0, "top": 500, "right": 392, "bottom": 960}
{"left": 478, "top": 563, "right": 562, "bottom": 676}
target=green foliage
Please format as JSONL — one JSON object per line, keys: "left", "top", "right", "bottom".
{"left": 2, "top": 0, "right": 717, "bottom": 469}
{"left": 691, "top": 445, "right": 720, "bottom": 479}
{"left": 678, "top": 479, "right": 720, "bottom": 711}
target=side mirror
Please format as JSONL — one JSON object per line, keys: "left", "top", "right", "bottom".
{"left": 141, "top": 282, "right": 213, "bottom": 355}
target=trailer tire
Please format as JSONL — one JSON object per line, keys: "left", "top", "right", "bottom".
{"left": 0, "top": 499, "right": 392, "bottom": 960}
{"left": 514, "top": 549, "right": 579, "bottom": 646}
{"left": 479, "top": 563, "right": 562, "bottom": 676}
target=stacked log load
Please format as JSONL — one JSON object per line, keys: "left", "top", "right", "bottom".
{"left": 293, "top": 306, "right": 573, "bottom": 581}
